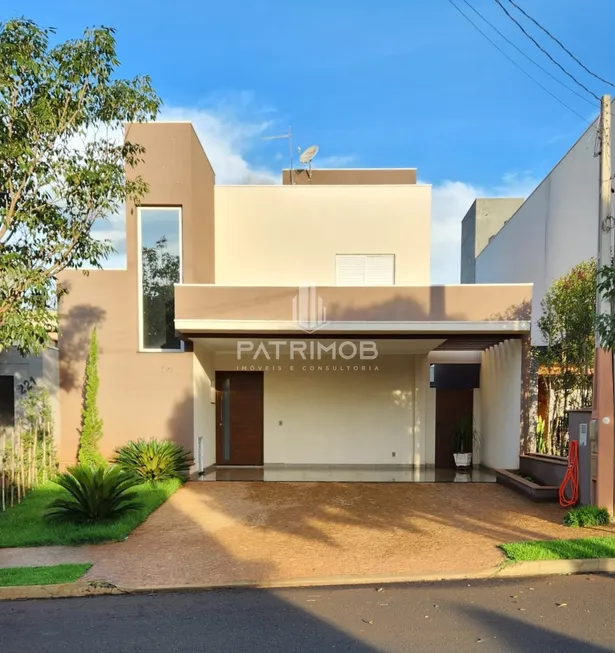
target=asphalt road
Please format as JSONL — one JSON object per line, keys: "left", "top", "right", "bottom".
{"left": 1, "top": 575, "right": 614, "bottom": 652}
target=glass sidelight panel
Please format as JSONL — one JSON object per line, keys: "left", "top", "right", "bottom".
{"left": 139, "top": 207, "right": 182, "bottom": 350}
{"left": 221, "top": 376, "right": 231, "bottom": 462}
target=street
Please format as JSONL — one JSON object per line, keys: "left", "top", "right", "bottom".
{"left": 1, "top": 574, "right": 614, "bottom": 652}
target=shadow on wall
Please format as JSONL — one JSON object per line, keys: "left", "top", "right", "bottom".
{"left": 166, "top": 391, "right": 195, "bottom": 453}
{"left": 487, "top": 299, "right": 532, "bottom": 321}
{"left": 325, "top": 288, "right": 465, "bottom": 322}
{"left": 326, "top": 288, "right": 527, "bottom": 323}
{"left": 59, "top": 302, "right": 106, "bottom": 392}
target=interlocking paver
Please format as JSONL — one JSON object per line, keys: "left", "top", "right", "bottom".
{"left": 2, "top": 483, "right": 612, "bottom": 586}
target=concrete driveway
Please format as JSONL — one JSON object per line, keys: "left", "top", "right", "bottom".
{"left": 0, "top": 482, "right": 607, "bottom": 587}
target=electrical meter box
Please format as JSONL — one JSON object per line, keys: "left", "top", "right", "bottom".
{"left": 568, "top": 409, "right": 593, "bottom": 505}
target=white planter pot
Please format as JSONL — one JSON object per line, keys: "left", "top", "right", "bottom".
{"left": 454, "top": 452, "right": 473, "bottom": 468}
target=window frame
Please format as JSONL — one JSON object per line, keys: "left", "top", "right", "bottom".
{"left": 137, "top": 206, "right": 184, "bottom": 353}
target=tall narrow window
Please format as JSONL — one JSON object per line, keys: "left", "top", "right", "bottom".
{"left": 139, "top": 207, "right": 182, "bottom": 350}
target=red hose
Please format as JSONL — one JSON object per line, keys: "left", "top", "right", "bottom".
{"left": 559, "top": 440, "right": 580, "bottom": 508}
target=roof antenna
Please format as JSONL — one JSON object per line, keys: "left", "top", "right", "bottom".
{"left": 262, "top": 126, "right": 294, "bottom": 183}
{"left": 298, "top": 145, "right": 319, "bottom": 180}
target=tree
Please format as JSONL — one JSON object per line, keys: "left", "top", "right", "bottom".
{"left": 596, "top": 260, "right": 615, "bottom": 351}
{"left": 536, "top": 259, "right": 596, "bottom": 455}
{"left": 0, "top": 18, "right": 160, "bottom": 354}
{"left": 142, "top": 236, "right": 180, "bottom": 349}
{"left": 78, "top": 328, "right": 106, "bottom": 468}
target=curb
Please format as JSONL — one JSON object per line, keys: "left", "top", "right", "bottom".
{"left": 1, "top": 558, "right": 615, "bottom": 601}
{"left": 0, "top": 581, "right": 124, "bottom": 601}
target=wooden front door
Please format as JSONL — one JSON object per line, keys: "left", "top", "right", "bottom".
{"left": 216, "top": 372, "right": 264, "bottom": 466}
{"left": 435, "top": 389, "right": 474, "bottom": 468}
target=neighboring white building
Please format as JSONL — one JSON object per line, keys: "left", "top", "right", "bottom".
{"left": 473, "top": 118, "right": 610, "bottom": 345}
{"left": 0, "top": 345, "right": 60, "bottom": 440}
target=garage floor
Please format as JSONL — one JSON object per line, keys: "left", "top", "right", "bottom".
{"left": 200, "top": 467, "right": 497, "bottom": 482}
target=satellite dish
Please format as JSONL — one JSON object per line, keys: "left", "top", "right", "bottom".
{"left": 299, "top": 145, "right": 319, "bottom": 165}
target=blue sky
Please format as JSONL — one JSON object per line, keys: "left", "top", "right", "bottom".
{"left": 3, "top": 0, "right": 614, "bottom": 280}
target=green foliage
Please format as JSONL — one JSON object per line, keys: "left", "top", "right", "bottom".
{"left": 0, "top": 18, "right": 161, "bottom": 355}
{"left": 535, "top": 415, "right": 547, "bottom": 455}
{"left": 0, "top": 478, "right": 180, "bottom": 546}
{"left": 563, "top": 505, "right": 611, "bottom": 528}
{"left": 597, "top": 260, "right": 615, "bottom": 350}
{"left": 113, "top": 439, "right": 192, "bottom": 482}
{"left": 78, "top": 328, "right": 106, "bottom": 468}
{"left": 1, "top": 386, "right": 57, "bottom": 509}
{"left": 142, "top": 236, "right": 181, "bottom": 349}
{"left": 0, "top": 563, "right": 91, "bottom": 587}
{"left": 45, "top": 465, "right": 142, "bottom": 523}
{"left": 536, "top": 259, "right": 596, "bottom": 456}
{"left": 500, "top": 536, "right": 615, "bottom": 562}
{"left": 452, "top": 419, "right": 480, "bottom": 454}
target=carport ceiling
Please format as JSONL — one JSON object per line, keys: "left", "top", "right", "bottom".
{"left": 192, "top": 335, "right": 518, "bottom": 354}
{"left": 433, "top": 335, "right": 516, "bottom": 351}
{"left": 196, "top": 338, "right": 446, "bottom": 355}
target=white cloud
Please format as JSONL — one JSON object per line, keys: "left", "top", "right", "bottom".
{"left": 91, "top": 104, "right": 281, "bottom": 268}
{"left": 429, "top": 174, "right": 538, "bottom": 285}
{"left": 160, "top": 106, "right": 278, "bottom": 185}
{"left": 316, "top": 154, "right": 357, "bottom": 167}
{"left": 88, "top": 101, "right": 539, "bottom": 282}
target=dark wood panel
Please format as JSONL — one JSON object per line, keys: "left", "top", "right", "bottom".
{"left": 435, "top": 389, "right": 474, "bottom": 468}
{"left": 216, "top": 372, "right": 264, "bottom": 466}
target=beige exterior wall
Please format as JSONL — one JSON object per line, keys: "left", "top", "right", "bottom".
{"left": 54, "top": 120, "right": 530, "bottom": 469}
{"left": 176, "top": 283, "right": 532, "bottom": 327}
{"left": 212, "top": 351, "right": 431, "bottom": 466}
{"left": 58, "top": 270, "right": 194, "bottom": 466}
{"left": 193, "top": 344, "right": 216, "bottom": 470}
{"left": 57, "top": 123, "right": 216, "bottom": 467}
{"left": 282, "top": 168, "right": 417, "bottom": 185}
{"left": 214, "top": 184, "right": 431, "bottom": 286}
{"left": 480, "top": 339, "right": 523, "bottom": 470}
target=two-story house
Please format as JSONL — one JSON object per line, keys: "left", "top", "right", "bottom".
{"left": 57, "top": 122, "right": 532, "bottom": 480}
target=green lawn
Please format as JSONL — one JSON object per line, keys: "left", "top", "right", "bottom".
{"left": 500, "top": 536, "right": 615, "bottom": 562}
{"left": 0, "top": 563, "right": 92, "bottom": 587}
{"left": 0, "top": 478, "right": 181, "bottom": 547}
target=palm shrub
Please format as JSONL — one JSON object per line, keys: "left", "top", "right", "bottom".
{"left": 113, "top": 439, "right": 192, "bottom": 483}
{"left": 45, "top": 465, "right": 143, "bottom": 523}
{"left": 78, "top": 329, "right": 107, "bottom": 468}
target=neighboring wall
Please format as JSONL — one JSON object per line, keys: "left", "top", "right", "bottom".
{"left": 460, "top": 198, "right": 524, "bottom": 283}
{"left": 480, "top": 339, "right": 523, "bottom": 469}
{"left": 475, "top": 122, "right": 605, "bottom": 343}
{"left": 57, "top": 123, "right": 215, "bottom": 466}
{"left": 0, "top": 346, "right": 60, "bottom": 445}
{"left": 214, "top": 184, "right": 431, "bottom": 286}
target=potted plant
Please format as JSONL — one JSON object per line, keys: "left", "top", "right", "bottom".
{"left": 452, "top": 418, "right": 480, "bottom": 469}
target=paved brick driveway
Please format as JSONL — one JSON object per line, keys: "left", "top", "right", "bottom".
{"left": 0, "top": 482, "right": 610, "bottom": 587}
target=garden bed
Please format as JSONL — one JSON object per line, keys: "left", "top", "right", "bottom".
{"left": 519, "top": 453, "right": 567, "bottom": 487}
{"left": 495, "top": 468, "right": 559, "bottom": 502}
{"left": 0, "top": 478, "right": 181, "bottom": 547}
